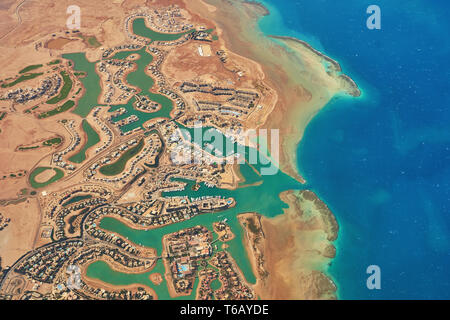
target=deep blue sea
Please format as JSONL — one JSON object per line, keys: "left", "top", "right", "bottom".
{"left": 256, "top": 0, "right": 450, "bottom": 299}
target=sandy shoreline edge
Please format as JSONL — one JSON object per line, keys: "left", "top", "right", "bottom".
{"left": 268, "top": 35, "right": 361, "bottom": 98}
{"left": 193, "top": 0, "right": 361, "bottom": 299}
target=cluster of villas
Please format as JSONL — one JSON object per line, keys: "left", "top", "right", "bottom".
{"left": 102, "top": 44, "right": 142, "bottom": 59}
{"left": 0, "top": 213, "right": 10, "bottom": 231}
{"left": 164, "top": 226, "right": 212, "bottom": 295}
{"left": 1, "top": 74, "right": 62, "bottom": 104}
{"left": 53, "top": 197, "right": 107, "bottom": 240}
{"left": 53, "top": 120, "right": 79, "bottom": 171}
{"left": 150, "top": 5, "right": 194, "bottom": 33}
{"left": 92, "top": 107, "right": 113, "bottom": 154}
{"left": 211, "top": 251, "right": 254, "bottom": 300}
{"left": 86, "top": 136, "right": 160, "bottom": 185}
{"left": 14, "top": 240, "right": 84, "bottom": 284}
{"left": 180, "top": 82, "right": 260, "bottom": 120}
{"left": 99, "top": 58, "right": 136, "bottom": 104}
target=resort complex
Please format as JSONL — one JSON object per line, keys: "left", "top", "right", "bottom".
{"left": 0, "top": 0, "right": 357, "bottom": 301}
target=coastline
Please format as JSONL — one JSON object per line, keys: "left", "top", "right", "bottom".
{"left": 242, "top": 0, "right": 270, "bottom": 16}
{"left": 190, "top": 0, "right": 362, "bottom": 299}
{"left": 192, "top": 0, "right": 360, "bottom": 184}
{"left": 0, "top": 0, "right": 446, "bottom": 301}
{"left": 268, "top": 35, "right": 361, "bottom": 98}
{"left": 238, "top": 190, "right": 338, "bottom": 299}
{"left": 0, "top": 0, "right": 360, "bottom": 300}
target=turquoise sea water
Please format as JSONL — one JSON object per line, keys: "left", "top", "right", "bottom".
{"left": 257, "top": 0, "right": 450, "bottom": 299}
{"left": 62, "top": 1, "right": 449, "bottom": 299}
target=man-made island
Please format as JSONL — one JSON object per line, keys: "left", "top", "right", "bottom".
{"left": 0, "top": 0, "right": 358, "bottom": 300}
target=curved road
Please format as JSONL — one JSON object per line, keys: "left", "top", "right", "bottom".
{"left": 0, "top": 0, "right": 29, "bottom": 42}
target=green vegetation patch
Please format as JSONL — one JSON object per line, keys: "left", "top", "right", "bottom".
{"left": 1, "top": 73, "right": 43, "bottom": 88}
{"left": 24, "top": 105, "right": 40, "bottom": 114}
{"left": 0, "top": 112, "right": 6, "bottom": 120}
{"left": 48, "top": 59, "right": 61, "bottom": 65}
{"left": 76, "top": 33, "right": 102, "bottom": 48}
{"left": 62, "top": 194, "right": 92, "bottom": 207}
{"left": 18, "top": 145, "right": 39, "bottom": 151}
{"left": 99, "top": 138, "right": 144, "bottom": 176}
{"left": 46, "top": 71, "right": 73, "bottom": 104}
{"left": 38, "top": 100, "right": 75, "bottom": 119}
{"left": 87, "top": 37, "right": 101, "bottom": 48}
{"left": 19, "top": 64, "right": 43, "bottom": 74}
{"left": 29, "top": 167, "right": 64, "bottom": 188}
{"left": 69, "top": 119, "right": 100, "bottom": 163}
{"left": 43, "top": 137, "right": 62, "bottom": 147}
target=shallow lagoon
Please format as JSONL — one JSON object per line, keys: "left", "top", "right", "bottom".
{"left": 69, "top": 119, "right": 100, "bottom": 163}
{"left": 88, "top": 119, "right": 303, "bottom": 292}
{"left": 69, "top": 25, "right": 306, "bottom": 298}
{"left": 109, "top": 48, "right": 173, "bottom": 133}
{"left": 132, "top": 18, "right": 195, "bottom": 42}
{"left": 63, "top": 53, "right": 103, "bottom": 118}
